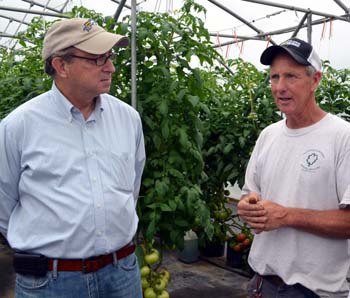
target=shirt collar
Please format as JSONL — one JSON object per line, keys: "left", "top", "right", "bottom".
{"left": 50, "top": 83, "right": 104, "bottom": 123}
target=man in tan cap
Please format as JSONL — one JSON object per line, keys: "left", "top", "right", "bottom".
{"left": 0, "top": 18, "right": 145, "bottom": 298}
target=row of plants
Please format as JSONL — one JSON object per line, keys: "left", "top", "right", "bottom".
{"left": 1, "top": 0, "right": 350, "bottom": 288}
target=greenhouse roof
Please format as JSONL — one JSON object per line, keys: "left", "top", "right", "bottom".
{"left": 0, "top": 0, "right": 350, "bottom": 68}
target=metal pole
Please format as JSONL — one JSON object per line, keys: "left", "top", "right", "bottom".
{"left": 207, "top": 0, "right": 264, "bottom": 34}
{"left": 241, "top": 0, "right": 350, "bottom": 22}
{"left": 210, "top": 12, "right": 340, "bottom": 48}
{"left": 59, "top": 0, "right": 70, "bottom": 13}
{"left": 113, "top": 0, "right": 127, "bottom": 23}
{"left": 111, "top": 0, "right": 131, "bottom": 10}
{"left": 209, "top": 33, "right": 265, "bottom": 40}
{"left": 333, "top": 0, "right": 350, "bottom": 14}
{"left": 131, "top": 0, "right": 137, "bottom": 109}
{"left": 291, "top": 11, "right": 309, "bottom": 38}
{"left": 21, "top": 0, "right": 62, "bottom": 13}
{"left": 0, "top": 14, "right": 30, "bottom": 25}
{"left": 0, "top": 6, "right": 67, "bottom": 18}
{"left": 0, "top": 33, "right": 17, "bottom": 38}
{"left": 307, "top": 12, "right": 312, "bottom": 43}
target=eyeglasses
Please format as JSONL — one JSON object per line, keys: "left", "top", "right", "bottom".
{"left": 68, "top": 52, "right": 115, "bottom": 66}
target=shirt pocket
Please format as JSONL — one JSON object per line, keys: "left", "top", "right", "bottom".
{"left": 107, "top": 152, "right": 135, "bottom": 192}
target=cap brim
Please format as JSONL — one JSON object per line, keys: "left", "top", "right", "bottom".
{"left": 74, "top": 31, "right": 129, "bottom": 55}
{"left": 260, "top": 46, "right": 309, "bottom": 66}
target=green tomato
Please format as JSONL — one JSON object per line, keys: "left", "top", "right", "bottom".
{"left": 154, "top": 278, "right": 166, "bottom": 292}
{"left": 141, "top": 277, "right": 149, "bottom": 289}
{"left": 151, "top": 248, "right": 160, "bottom": 257}
{"left": 157, "top": 290, "right": 170, "bottom": 298}
{"left": 144, "top": 252, "right": 159, "bottom": 265}
{"left": 144, "top": 287, "right": 157, "bottom": 298}
{"left": 140, "top": 265, "right": 151, "bottom": 277}
{"left": 160, "top": 270, "right": 170, "bottom": 281}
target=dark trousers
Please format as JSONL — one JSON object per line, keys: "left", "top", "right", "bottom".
{"left": 247, "top": 273, "right": 320, "bottom": 298}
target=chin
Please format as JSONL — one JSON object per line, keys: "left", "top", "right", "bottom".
{"left": 99, "top": 86, "right": 111, "bottom": 94}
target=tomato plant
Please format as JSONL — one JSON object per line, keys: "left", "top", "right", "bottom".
{"left": 1, "top": 0, "right": 350, "bottom": 271}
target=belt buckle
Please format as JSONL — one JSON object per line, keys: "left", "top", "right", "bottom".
{"left": 81, "top": 259, "right": 90, "bottom": 273}
{"left": 82, "top": 257, "right": 102, "bottom": 273}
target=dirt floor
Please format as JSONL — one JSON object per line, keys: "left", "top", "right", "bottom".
{"left": 0, "top": 239, "right": 250, "bottom": 298}
{"left": 164, "top": 249, "right": 250, "bottom": 298}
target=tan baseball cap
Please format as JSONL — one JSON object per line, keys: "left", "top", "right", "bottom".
{"left": 42, "top": 18, "right": 129, "bottom": 60}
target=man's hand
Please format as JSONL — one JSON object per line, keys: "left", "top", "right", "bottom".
{"left": 237, "top": 192, "right": 266, "bottom": 233}
{"left": 259, "top": 200, "right": 288, "bottom": 231}
{"left": 238, "top": 193, "right": 289, "bottom": 233}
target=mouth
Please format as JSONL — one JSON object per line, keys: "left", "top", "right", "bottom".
{"left": 101, "top": 78, "right": 112, "bottom": 84}
{"left": 278, "top": 97, "right": 292, "bottom": 102}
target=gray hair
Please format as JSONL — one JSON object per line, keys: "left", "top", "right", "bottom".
{"left": 305, "top": 65, "right": 317, "bottom": 77}
{"left": 44, "top": 47, "right": 76, "bottom": 77}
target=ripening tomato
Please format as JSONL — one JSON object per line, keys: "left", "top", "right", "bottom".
{"left": 236, "top": 233, "right": 247, "bottom": 242}
{"left": 243, "top": 238, "right": 251, "bottom": 247}
{"left": 232, "top": 243, "right": 244, "bottom": 252}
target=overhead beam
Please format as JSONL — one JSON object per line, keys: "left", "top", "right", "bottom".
{"left": 0, "top": 14, "right": 30, "bottom": 25}
{"left": 0, "top": 32, "right": 20, "bottom": 38}
{"left": 0, "top": 6, "right": 68, "bottom": 18}
{"left": 241, "top": 0, "right": 350, "bottom": 22}
{"left": 210, "top": 10, "right": 347, "bottom": 49}
{"left": 333, "top": 0, "right": 350, "bottom": 14}
{"left": 21, "top": 0, "right": 63, "bottom": 13}
{"left": 291, "top": 11, "right": 310, "bottom": 37}
{"left": 210, "top": 33, "right": 265, "bottom": 41}
{"left": 207, "top": 0, "right": 264, "bottom": 34}
{"left": 60, "top": 0, "right": 71, "bottom": 13}
{"left": 113, "top": 0, "right": 127, "bottom": 23}
{"left": 111, "top": 0, "right": 131, "bottom": 10}
{"left": 261, "top": 14, "right": 341, "bottom": 36}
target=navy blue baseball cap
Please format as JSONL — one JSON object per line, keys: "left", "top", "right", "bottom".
{"left": 260, "top": 38, "right": 321, "bottom": 71}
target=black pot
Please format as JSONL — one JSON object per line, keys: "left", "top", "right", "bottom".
{"left": 226, "top": 247, "right": 244, "bottom": 268}
{"left": 200, "top": 242, "right": 225, "bottom": 257}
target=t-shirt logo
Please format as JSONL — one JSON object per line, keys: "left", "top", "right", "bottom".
{"left": 301, "top": 149, "right": 324, "bottom": 171}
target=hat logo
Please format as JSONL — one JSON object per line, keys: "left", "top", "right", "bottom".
{"left": 83, "top": 19, "right": 96, "bottom": 32}
{"left": 283, "top": 39, "right": 301, "bottom": 48}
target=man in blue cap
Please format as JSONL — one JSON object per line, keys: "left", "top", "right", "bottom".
{"left": 238, "top": 38, "right": 350, "bottom": 298}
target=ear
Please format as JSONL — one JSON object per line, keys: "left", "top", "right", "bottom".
{"left": 51, "top": 57, "right": 70, "bottom": 78}
{"left": 311, "top": 70, "right": 322, "bottom": 92}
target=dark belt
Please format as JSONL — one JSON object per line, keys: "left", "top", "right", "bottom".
{"left": 258, "top": 274, "right": 320, "bottom": 298}
{"left": 48, "top": 243, "right": 136, "bottom": 273}
{"left": 261, "top": 274, "right": 285, "bottom": 286}
{"left": 14, "top": 243, "right": 135, "bottom": 276}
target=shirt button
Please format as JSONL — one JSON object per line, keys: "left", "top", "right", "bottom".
{"left": 92, "top": 177, "right": 97, "bottom": 183}
{"left": 96, "top": 203, "right": 101, "bottom": 208}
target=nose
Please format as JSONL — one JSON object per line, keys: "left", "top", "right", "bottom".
{"left": 102, "top": 58, "right": 115, "bottom": 73}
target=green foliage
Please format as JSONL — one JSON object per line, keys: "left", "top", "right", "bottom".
{"left": 111, "top": 2, "right": 220, "bottom": 249}
{"left": 200, "top": 58, "right": 281, "bottom": 198}
{"left": 317, "top": 60, "right": 350, "bottom": 121}
{"left": 0, "top": 17, "right": 52, "bottom": 119}
{"left": 1, "top": 1, "right": 350, "bottom": 254}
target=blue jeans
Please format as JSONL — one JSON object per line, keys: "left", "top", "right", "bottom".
{"left": 15, "top": 253, "right": 142, "bottom": 298}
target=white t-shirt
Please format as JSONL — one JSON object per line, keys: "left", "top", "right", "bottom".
{"left": 242, "top": 113, "right": 350, "bottom": 297}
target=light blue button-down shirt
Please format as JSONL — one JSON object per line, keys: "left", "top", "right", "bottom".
{"left": 0, "top": 84, "right": 145, "bottom": 258}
